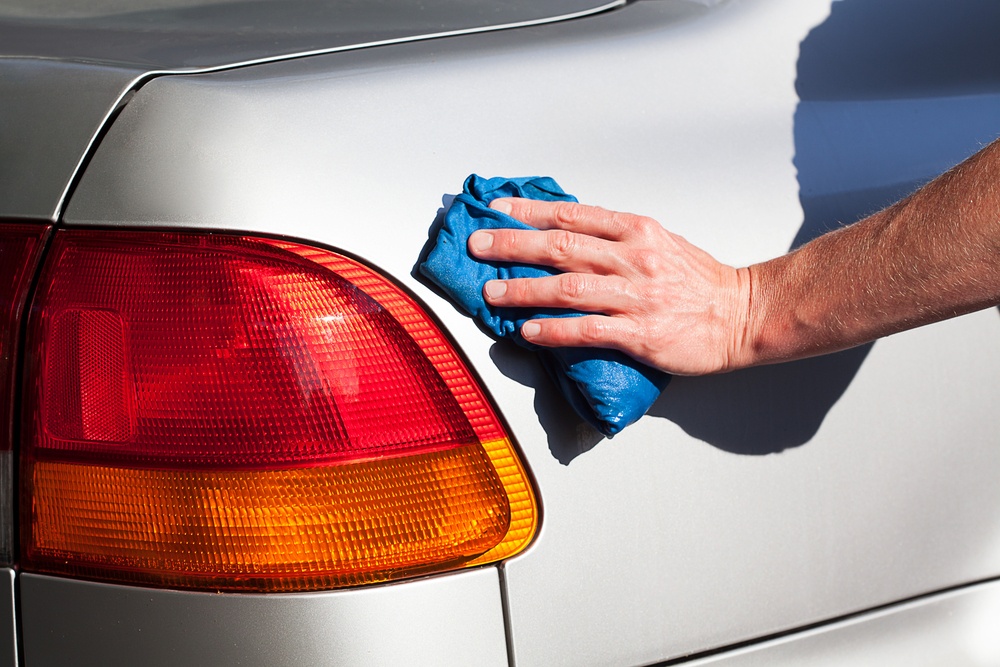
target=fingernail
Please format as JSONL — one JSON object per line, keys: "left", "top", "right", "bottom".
{"left": 484, "top": 281, "right": 507, "bottom": 299}
{"left": 490, "top": 199, "right": 512, "bottom": 214}
{"left": 521, "top": 321, "right": 541, "bottom": 338}
{"left": 469, "top": 231, "right": 494, "bottom": 253}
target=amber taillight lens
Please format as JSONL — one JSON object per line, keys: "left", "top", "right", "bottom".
{"left": 21, "top": 230, "right": 536, "bottom": 591}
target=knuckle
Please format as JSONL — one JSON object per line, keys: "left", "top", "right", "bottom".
{"left": 511, "top": 200, "right": 534, "bottom": 223}
{"left": 547, "top": 229, "right": 577, "bottom": 261}
{"left": 559, "top": 273, "right": 587, "bottom": 301}
{"left": 630, "top": 215, "right": 662, "bottom": 241}
{"left": 580, "top": 317, "right": 607, "bottom": 344}
{"left": 494, "top": 229, "right": 520, "bottom": 253}
{"left": 640, "top": 215, "right": 662, "bottom": 233}
{"left": 553, "top": 202, "right": 578, "bottom": 225}
{"left": 631, "top": 248, "right": 665, "bottom": 275}
{"left": 509, "top": 278, "right": 532, "bottom": 301}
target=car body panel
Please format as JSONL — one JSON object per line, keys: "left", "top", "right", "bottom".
{"left": 0, "top": 0, "right": 624, "bottom": 222}
{"left": 20, "top": 568, "right": 508, "bottom": 667}
{"left": 0, "top": 0, "right": 623, "bottom": 69}
{"left": 0, "top": 60, "right": 141, "bottom": 220}
{"left": 56, "top": 0, "right": 1000, "bottom": 665}
{"left": 688, "top": 580, "right": 1000, "bottom": 666}
{"left": 9, "top": 0, "right": 1000, "bottom": 664}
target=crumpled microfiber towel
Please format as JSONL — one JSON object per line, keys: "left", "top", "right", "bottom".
{"left": 418, "top": 174, "right": 670, "bottom": 437}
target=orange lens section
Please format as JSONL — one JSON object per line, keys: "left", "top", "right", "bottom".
{"left": 31, "top": 444, "right": 510, "bottom": 590}
{"left": 22, "top": 231, "right": 537, "bottom": 591}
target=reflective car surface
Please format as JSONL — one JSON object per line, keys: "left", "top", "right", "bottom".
{"left": 3, "top": 0, "right": 1000, "bottom": 665}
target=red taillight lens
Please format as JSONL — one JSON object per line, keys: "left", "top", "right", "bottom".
{"left": 0, "top": 223, "right": 51, "bottom": 564}
{"left": 0, "top": 224, "right": 51, "bottom": 452}
{"left": 22, "top": 231, "right": 536, "bottom": 591}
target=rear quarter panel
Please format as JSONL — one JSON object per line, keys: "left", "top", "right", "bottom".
{"left": 60, "top": 0, "right": 1000, "bottom": 664}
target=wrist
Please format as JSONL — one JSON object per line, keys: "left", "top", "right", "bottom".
{"left": 723, "top": 265, "right": 758, "bottom": 372}
{"left": 736, "top": 250, "right": 839, "bottom": 368}
{"left": 728, "top": 258, "right": 794, "bottom": 371}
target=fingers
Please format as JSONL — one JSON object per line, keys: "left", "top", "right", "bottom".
{"left": 470, "top": 227, "right": 621, "bottom": 275}
{"left": 490, "top": 198, "right": 655, "bottom": 242}
{"left": 470, "top": 198, "right": 668, "bottom": 275}
{"left": 484, "top": 273, "right": 632, "bottom": 313}
{"left": 518, "top": 314, "right": 630, "bottom": 352}
{"left": 460, "top": 196, "right": 746, "bottom": 375}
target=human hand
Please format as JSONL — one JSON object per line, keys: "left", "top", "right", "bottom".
{"left": 467, "top": 198, "right": 753, "bottom": 376}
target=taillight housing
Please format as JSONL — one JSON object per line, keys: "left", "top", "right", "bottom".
{"left": 21, "top": 230, "right": 536, "bottom": 591}
{"left": 0, "top": 223, "right": 51, "bottom": 564}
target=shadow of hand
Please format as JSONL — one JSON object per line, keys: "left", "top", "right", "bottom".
{"left": 649, "top": 344, "right": 872, "bottom": 455}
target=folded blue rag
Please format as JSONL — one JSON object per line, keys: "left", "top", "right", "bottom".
{"left": 418, "top": 175, "right": 670, "bottom": 437}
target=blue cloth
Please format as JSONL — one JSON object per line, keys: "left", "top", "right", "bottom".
{"left": 419, "top": 175, "right": 670, "bottom": 437}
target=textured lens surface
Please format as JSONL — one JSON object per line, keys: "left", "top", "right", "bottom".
{"left": 32, "top": 444, "right": 508, "bottom": 590}
{"left": 36, "top": 234, "right": 472, "bottom": 466}
{"left": 23, "top": 231, "right": 537, "bottom": 591}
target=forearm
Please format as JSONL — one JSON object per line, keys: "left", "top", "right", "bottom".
{"left": 469, "top": 139, "right": 1000, "bottom": 376}
{"left": 742, "top": 138, "right": 1000, "bottom": 366}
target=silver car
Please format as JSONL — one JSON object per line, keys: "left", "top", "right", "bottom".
{"left": 2, "top": 0, "right": 1000, "bottom": 665}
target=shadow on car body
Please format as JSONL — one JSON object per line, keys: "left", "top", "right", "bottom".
{"left": 440, "top": 0, "right": 1000, "bottom": 463}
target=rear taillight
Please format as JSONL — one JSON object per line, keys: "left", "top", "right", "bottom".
{"left": 21, "top": 230, "right": 536, "bottom": 591}
{"left": 0, "top": 223, "right": 51, "bottom": 563}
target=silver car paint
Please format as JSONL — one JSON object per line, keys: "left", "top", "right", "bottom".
{"left": 687, "top": 580, "right": 1000, "bottom": 666}
{"left": 20, "top": 568, "right": 508, "bottom": 667}
{"left": 12, "top": 0, "right": 1000, "bottom": 664}
{"left": 0, "top": 0, "right": 623, "bottom": 70}
{"left": 0, "top": 60, "right": 142, "bottom": 221}
{"left": 0, "top": 0, "right": 623, "bottom": 222}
